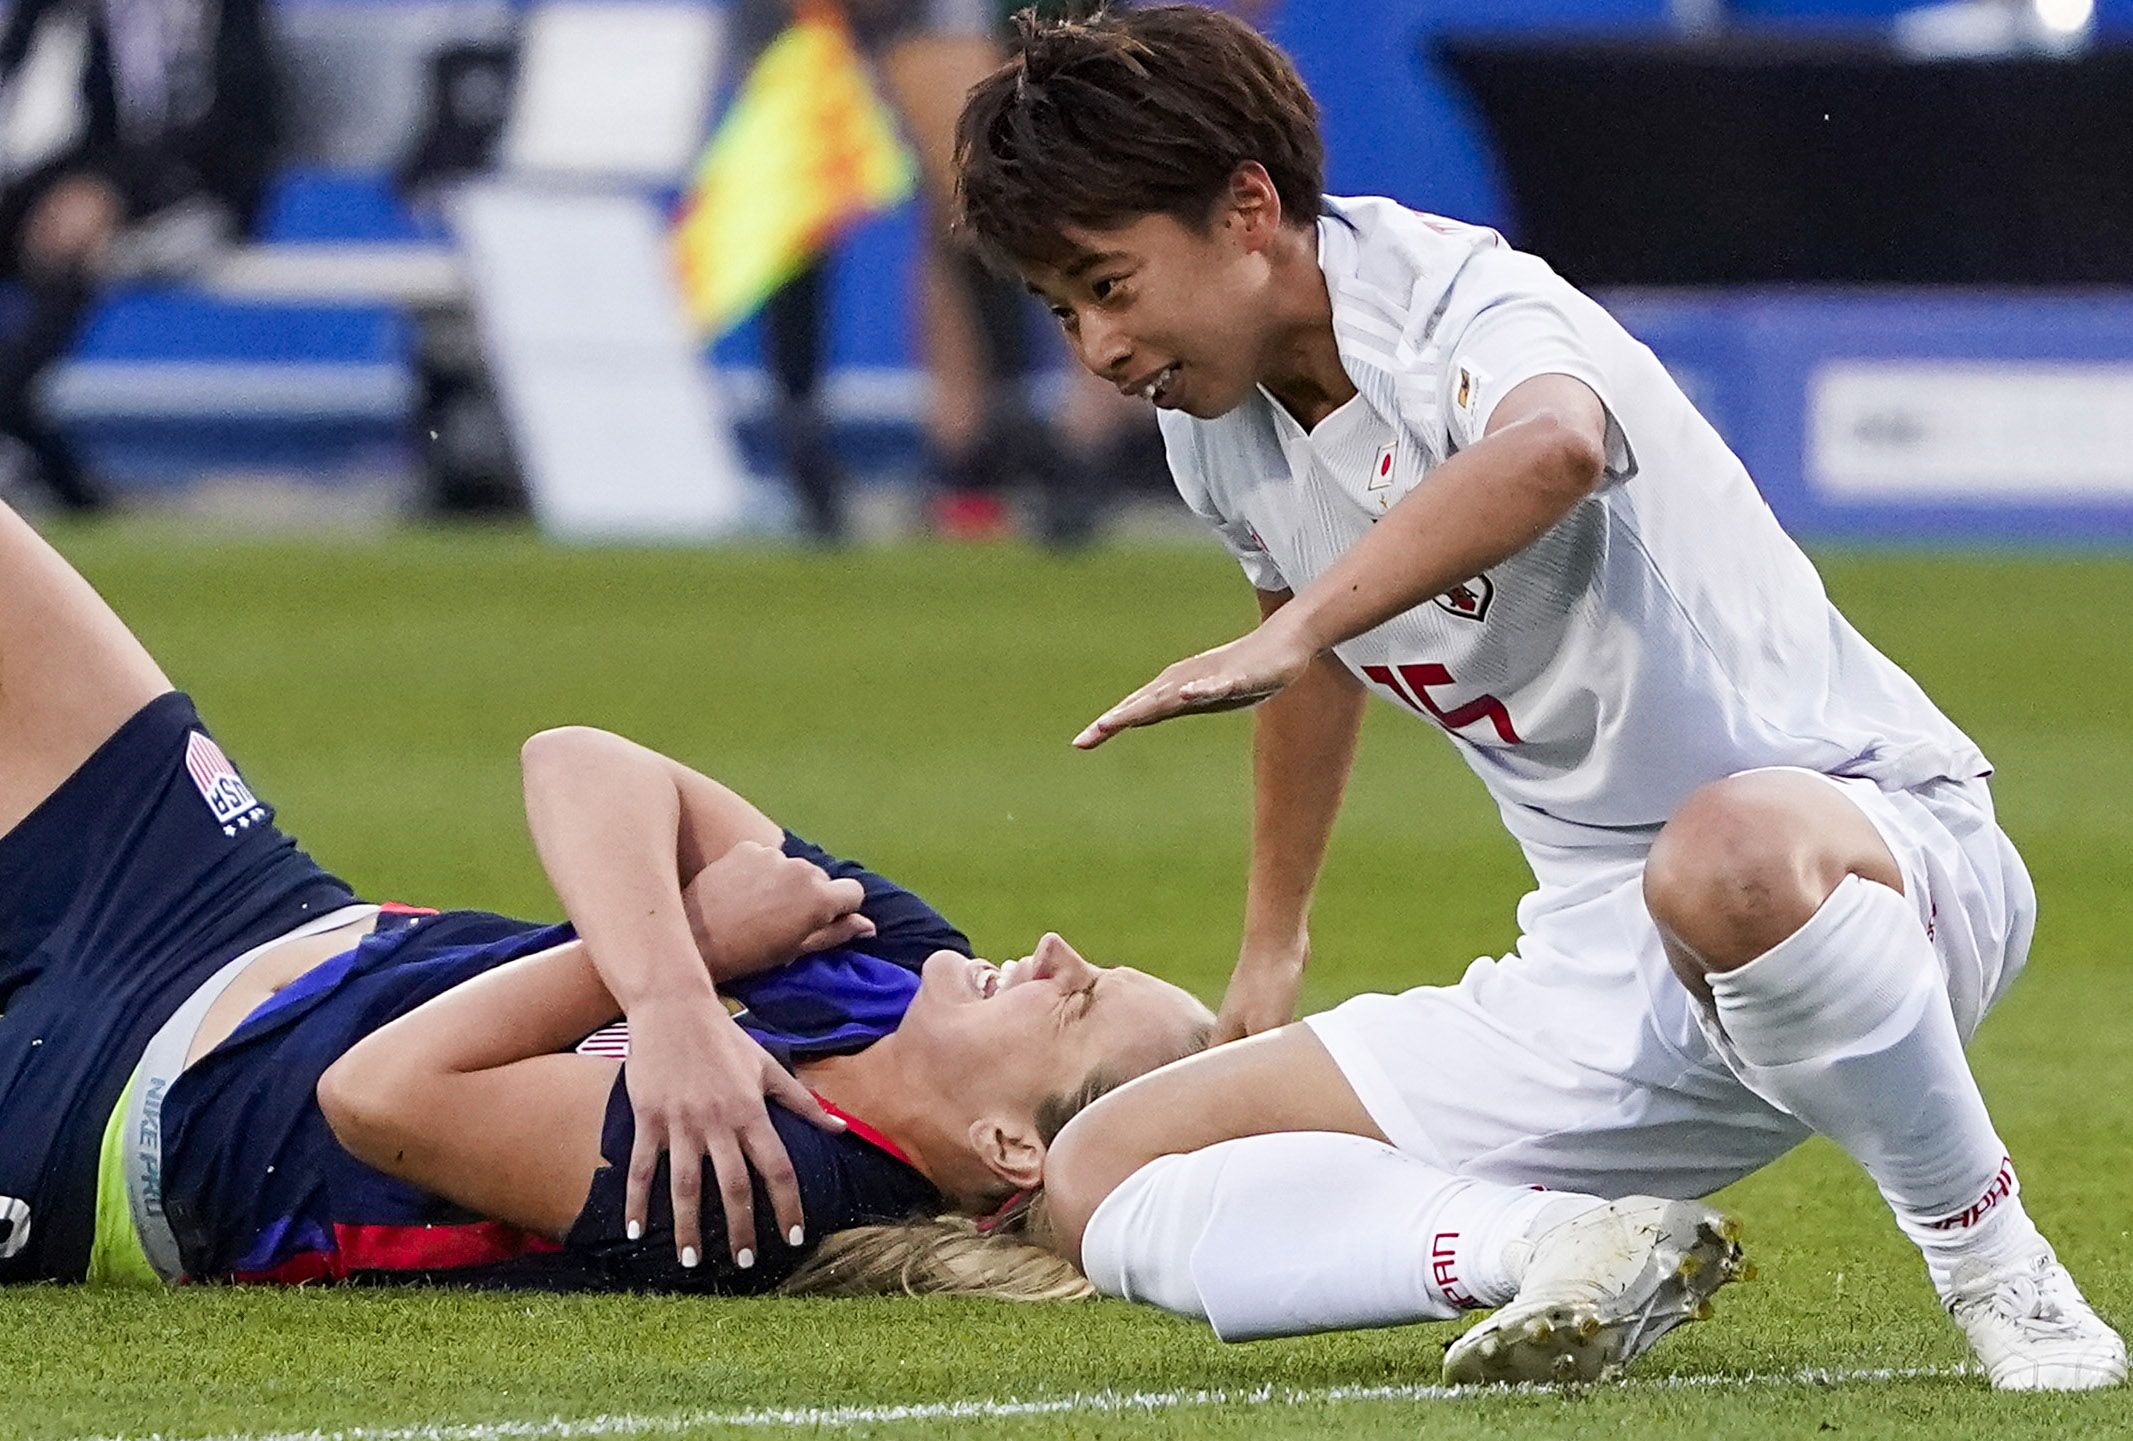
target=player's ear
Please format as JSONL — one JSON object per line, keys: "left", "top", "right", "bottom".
{"left": 1224, "top": 162, "right": 1283, "bottom": 248}
{"left": 968, "top": 1115, "right": 1046, "bottom": 1192}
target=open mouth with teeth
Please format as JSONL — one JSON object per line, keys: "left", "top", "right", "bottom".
{"left": 964, "top": 956, "right": 1026, "bottom": 1000}
{"left": 1126, "top": 363, "right": 1181, "bottom": 406}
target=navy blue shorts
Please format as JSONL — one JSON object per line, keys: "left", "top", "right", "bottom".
{"left": 0, "top": 692, "right": 355, "bottom": 1282}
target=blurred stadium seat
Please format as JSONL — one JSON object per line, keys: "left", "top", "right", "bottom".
{"left": 38, "top": 0, "right": 1667, "bottom": 503}
{"left": 14, "top": 0, "right": 2133, "bottom": 536}
{"left": 34, "top": 0, "right": 490, "bottom": 492}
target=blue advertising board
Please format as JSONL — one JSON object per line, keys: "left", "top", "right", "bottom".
{"left": 1606, "top": 290, "right": 2133, "bottom": 542}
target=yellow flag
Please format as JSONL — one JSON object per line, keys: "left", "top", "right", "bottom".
{"left": 674, "top": 13, "right": 917, "bottom": 337}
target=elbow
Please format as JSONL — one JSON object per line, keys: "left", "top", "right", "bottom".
{"left": 317, "top": 1047, "right": 419, "bottom": 1176}
{"left": 520, "top": 725, "right": 610, "bottom": 778}
{"left": 520, "top": 726, "right": 632, "bottom": 813}
{"left": 1533, "top": 413, "right": 1609, "bottom": 501}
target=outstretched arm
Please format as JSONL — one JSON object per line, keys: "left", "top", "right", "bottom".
{"left": 517, "top": 727, "right": 870, "bottom": 1268}
{"left": 1072, "top": 376, "right": 1609, "bottom": 747}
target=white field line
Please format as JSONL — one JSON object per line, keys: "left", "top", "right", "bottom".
{"left": 81, "top": 1364, "right": 1973, "bottom": 1441}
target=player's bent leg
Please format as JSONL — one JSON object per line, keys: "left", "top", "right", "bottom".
{"left": 0, "top": 500, "right": 171, "bottom": 835}
{"left": 1051, "top": 1027, "right": 1750, "bottom": 1381}
{"left": 1053, "top": 1028, "right": 1568, "bottom": 1338}
{"left": 1075, "top": 1125, "right": 1628, "bottom": 1352}
{"left": 1645, "top": 770, "right": 2124, "bottom": 1391}
{"left": 1643, "top": 768, "right": 1902, "bottom": 997}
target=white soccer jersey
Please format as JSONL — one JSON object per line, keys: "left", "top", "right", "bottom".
{"left": 1160, "top": 194, "right": 1988, "bottom": 858}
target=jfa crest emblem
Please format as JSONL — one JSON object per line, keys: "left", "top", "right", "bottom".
{"left": 185, "top": 731, "right": 263, "bottom": 831}
{"left": 1453, "top": 364, "right": 1484, "bottom": 432}
{"left": 1432, "top": 573, "right": 1494, "bottom": 623}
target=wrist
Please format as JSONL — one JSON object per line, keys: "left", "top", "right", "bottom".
{"left": 611, "top": 962, "right": 720, "bottom": 1013}
{"left": 683, "top": 890, "right": 760, "bottom": 979}
{"left": 1237, "top": 930, "right": 1309, "bottom": 969}
{"left": 687, "top": 918, "right": 738, "bottom": 977}
{"left": 1263, "top": 594, "right": 1330, "bottom": 658}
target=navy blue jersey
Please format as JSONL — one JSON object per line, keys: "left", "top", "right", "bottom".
{"left": 159, "top": 832, "right": 961, "bottom": 1291}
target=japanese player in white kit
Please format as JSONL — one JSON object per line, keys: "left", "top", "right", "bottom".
{"left": 950, "top": 3, "right": 2121, "bottom": 1390}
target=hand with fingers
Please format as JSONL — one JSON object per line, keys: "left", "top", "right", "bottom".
{"left": 1214, "top": 934, "right": 1309, "bottom": 1045}
{"left": 683, "top": 839, "right": 876, "bottom": 981}
{"left": 625, "top": 840, "right": 875, "bottom": 1268}
{"left": 619, "top": 1004, "right": 841, "bottom": 1270}
{"left": 1073, "top": 612, "right": 1319, "bottom": 750}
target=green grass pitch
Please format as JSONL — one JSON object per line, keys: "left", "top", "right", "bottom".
{"left": 8, "top": 525, "right": 2131, "bottom": 1441}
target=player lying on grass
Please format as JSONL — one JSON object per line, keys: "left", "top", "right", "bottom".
{"left": 952, "top": 5, "right": 2124, "bottom": 1390}
{"left": 0, "top": 499, "right": 1210, "bottom": 1293}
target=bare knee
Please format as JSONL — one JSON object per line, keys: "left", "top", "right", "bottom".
{"left": 1646, "top": 773, "right": 1900, "bottom": 978}
{"left": 1042, "top": 1097, "right": 1161, "bottom": 1269}
{"left": 1041, "top": 1026, "right": 1378, "bottom": 1267}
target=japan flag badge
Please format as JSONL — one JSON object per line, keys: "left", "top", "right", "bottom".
{"left": 1369, "top": 440, "right": 1397, "bottom": 492}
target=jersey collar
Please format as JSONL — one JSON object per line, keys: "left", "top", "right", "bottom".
{"left": 811, "top": 1093, "right": 916, "bottom": 1168}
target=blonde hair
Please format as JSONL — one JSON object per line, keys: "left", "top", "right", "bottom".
{"left": 780, "top": 1191, "right": 1091, "bottom": 1301}
{"left": 780, "top": 1021, "right": 1213, "bottom": 1301}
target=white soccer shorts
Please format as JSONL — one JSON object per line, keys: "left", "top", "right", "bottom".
{"left": 1305, "top": 770, "right": 2036, "bottom": 1200}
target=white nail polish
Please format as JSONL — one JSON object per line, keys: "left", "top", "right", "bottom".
{"left": 626, "top": 1221, "right": 642, "bottom": 1241}
{"left": 680, "top": 1246, "right": 699, "bottom": 1268}
{"left": 788, "top": 1225, "right": 806, "bottom": 1247}
{"left": 737, "top": 1248, "right": 756, "bottom": 1269}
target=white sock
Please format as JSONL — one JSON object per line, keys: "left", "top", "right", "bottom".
{"left": 1077, "top": 1131, "right": 1603, "bottom": 1341}
{"left": 1706, "top": 874, "right": 2042, "bottom": 1292}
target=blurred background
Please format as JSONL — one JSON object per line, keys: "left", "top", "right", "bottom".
{"left": 4, "top": 0, "right": 2133, "bottom": 546}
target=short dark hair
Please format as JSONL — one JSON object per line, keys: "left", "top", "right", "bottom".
{"left": 953, "top": 5, "right": 1324, "bottom": 272}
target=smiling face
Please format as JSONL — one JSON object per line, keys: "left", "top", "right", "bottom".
{"left": 1023, "top": 197, "right": 1286, "bottom": 422}
{"left": 953, "top": 6, "right": 1327, "bottom": 415}
{"left": 893, "top": 932, "right": 1213, "bottom": 1155}
{"left": 955, "top": 7, "right": 1322, "bottom": 366}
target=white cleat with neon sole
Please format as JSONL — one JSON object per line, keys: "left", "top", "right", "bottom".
{"left": 1945, "top": 1247, "right": 2126, "bottom": 1392}
{"left": 1442, "top": 1197, "right": 1749, "bottom": 1386}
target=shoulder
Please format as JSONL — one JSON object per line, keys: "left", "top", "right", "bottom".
{"left": 758, "top": 1104, "right": 940, "bottom": 1241}
{"left": 1322, "top": 195, "right": 1505, "bottom": 351}
{"left": 788, "top": 1108, "right": 942, "bottom": 1229}
{"left": 1320, "top": 197, "right": 1533, "bottom": 440}
{"left": 1325, "top": 197, "right": 1603, "bottom": 364}
{"left": 1434, "top": 243, "right": 1603, "bottom": 348}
